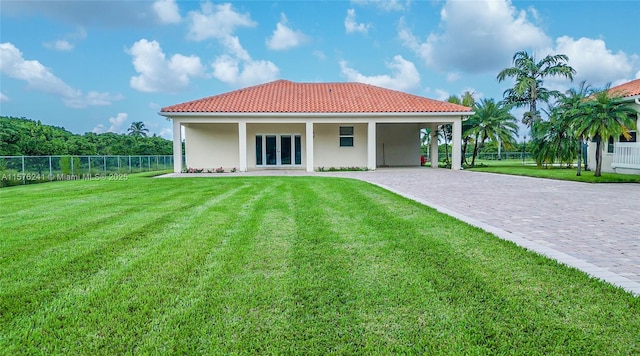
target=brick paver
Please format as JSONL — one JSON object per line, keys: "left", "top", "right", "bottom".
{"left": 163, "top": 168, "right": 640, "bottom": 295}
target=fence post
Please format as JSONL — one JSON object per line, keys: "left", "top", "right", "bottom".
{"left": 117, "top": 156, "right": 121, "bottom": 172}
{"left": 22, "top": 156, "right": 25, "bottom": 184}
{"left": 88, "top": 156, "right": 91, "bottom": 176}
{"left": 49, "top": 156, "right": 53, "bottom": 181}
{"left": 128, "top": 156, "right": 132, "bottom": 173}
{"left": 104, "top": 156, "right": 107, "bottom": 174}
{"left": 71, "top": 155, "right": 74, "bottom": 175}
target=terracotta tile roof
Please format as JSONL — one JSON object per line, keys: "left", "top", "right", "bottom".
{"left": 161, "top": 80, "right": 472, "bottom": 114}
{"left": 609, "top": 78, "right": 640, "bottom": 98}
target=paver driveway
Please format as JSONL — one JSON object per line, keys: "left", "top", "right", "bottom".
{"left": 331, "top": 168, "right": 640, "bottom": 295}
{"left": 164, "top": 168, "right": 640, "bottom": 295}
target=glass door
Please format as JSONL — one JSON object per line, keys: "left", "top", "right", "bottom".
{"left": 256, "top": 134, "right": 302, "bottom": 167}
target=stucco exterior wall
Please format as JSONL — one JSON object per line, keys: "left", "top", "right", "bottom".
{"left": 376, "top": 123, "right": 421, "bottom": 166}
{"left": 184, "top": 123, "right": 239, "bottom": 170}
{"left": 246, "top": 123, "right": 306, "bottom": 168}
{"left": 314, "top": 123, "right": 368, "bottom": 168}
{"left": 587, "top": 104, "right": 640, "bottom": 173}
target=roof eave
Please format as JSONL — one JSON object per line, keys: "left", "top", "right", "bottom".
{"left": 158, "top": 111, "right": 473, "bottom": 118}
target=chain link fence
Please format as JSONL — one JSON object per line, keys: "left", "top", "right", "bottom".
{"left": 1, "top": 155, "right": 181, "bottom": 187}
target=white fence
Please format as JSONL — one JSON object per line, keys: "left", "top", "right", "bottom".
{"left": 612, "top": 142, "right": 640, "bottom": 170}
{"left": 0, "top": 155, "right": 182, "bottom": 186}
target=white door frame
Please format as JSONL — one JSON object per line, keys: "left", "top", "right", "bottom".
{"left": 255, "top": 133, "right": 302, "bottom": 167}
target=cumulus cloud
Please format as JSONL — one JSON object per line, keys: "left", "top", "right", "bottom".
{"left": 92, "top": 112, "right": 129, "bottom": 134}
{"left": 352, "top": 0, "right": 408, "bottom": 11}
{"left": 340, "top": 55, "right": 420, "bottom": 92}
{"left": 266, "top": 13, "right": 309, "bottom": 50}
{"left": 187, "top": 2, "right": 256, "bottom": 41}
{"left": 153, "top": 0, "right": 181, "bottom": 24}
{"left": 345, "top": 9, "right": 371, "bottom": 34}
{"left": 213, "top": 36, "right": 279, "bottom": 87}
{"left": 542, "top": 36, "right": 638, "bottom": 88}
{"left": 313, "top": 50, "right": 327, "bottom": 60}
{"left": 128, "top": 39, "right": 204, "bottom": 93}
{"left": 0, "top": 92, "right": 9, "bottom": 102}
{"left": 399, "top": 0, "right": 550, "bottom": 73}
{"left": 1, "top": 42, "right": 121, "bottom": 108}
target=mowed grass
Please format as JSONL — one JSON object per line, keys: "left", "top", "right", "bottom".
{"left": 1, "top": 176, "right": 639, "bottom": 354}
{"left": 468, "top": 160, "right": 640, "bottom": 183}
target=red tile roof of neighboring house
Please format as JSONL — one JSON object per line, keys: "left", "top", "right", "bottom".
{"left": 609, "top": 78, "right": 640, "bottom": 98}
{"left": 161, "top": 80, "right": 472, "bottom": 114}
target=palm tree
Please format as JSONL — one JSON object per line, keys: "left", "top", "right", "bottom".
{"left": 497, "top": 51, "right": 576, "bottom": 126}
{"left": 127, "top": 121, "right": 149, "bottom": 137}
{"left": 468, "top": 99, "right": 519, "bottom": 167}
{"left": 558, "top": 81, "right": 594, "bottom": 175}
{"left": 574, "top": 85, "right": 638, "bottom": 176}
{"left": 447, "top": 92, "right": 476, "bottom": 165}
{"left": 530, "top": 102, "right": 579, "bottom": 168}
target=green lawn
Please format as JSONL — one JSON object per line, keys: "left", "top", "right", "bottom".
{"left": 1, "top": 176, "right": 638, "bottom": 354}
{"left": 467, "top": 159, "right": 640, "bottom": 183}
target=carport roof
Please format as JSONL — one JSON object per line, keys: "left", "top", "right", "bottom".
{"left": 161, "top": 80, "right": 473, "bottom": 114}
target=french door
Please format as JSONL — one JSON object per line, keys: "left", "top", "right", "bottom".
{"left": 256, "top": 134, "right": 302, "bottom": 166}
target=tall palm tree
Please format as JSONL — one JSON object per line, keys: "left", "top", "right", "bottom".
{"left": 497, "top": 51, "right": 576, "bottom": 126}
{"left": 127, "top": 121, "right": 149, "bottom": 137}
{"left": 469, "top": 99, "right": 519, "bottom": 167}
{"left": 574, "top": 85, "right": 638, "bottom": 176}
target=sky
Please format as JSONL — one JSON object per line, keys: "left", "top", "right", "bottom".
{"left": 1, "top": 0, "right": 639, "bottom": 139}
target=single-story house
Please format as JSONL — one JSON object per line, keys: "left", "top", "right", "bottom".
{"left": 159, "top": 80, "right": 473, "bottom": 173}
{"left": 586, "top": 78, "right": 640, "bottom": 174}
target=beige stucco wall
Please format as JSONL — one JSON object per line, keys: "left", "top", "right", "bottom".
{"left": 184, "top": 123, "right": 239, "bottom": 169}
{"left": 376, "top": 123, "right": 421, "bottom": 166}
{"left": 246, "top": 123, "right": 306, "bottom": 168}
{"left": 314, "top": 123, "right": 368, "bottom": 168}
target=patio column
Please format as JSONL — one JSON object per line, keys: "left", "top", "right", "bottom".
{"left": 367, "top": 121, "right": 376, "bottom": 170}
{"left": 172, "top": 119, "right": 182, "bottom": 173}
{"left": 306, "top": 121, "right": 314, "bottom": 172}
{"left": 451, "top": 118, "right": 462, "bottom": 170}
{"left": 430, "top": 124, "right": 439, "bottom": 168}
{"left": 238, "top": 121, "right": 247, "bottom": 172}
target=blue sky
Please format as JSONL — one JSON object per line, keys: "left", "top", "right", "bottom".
{"left": 1, "top": 0, "right": 639, "bottom": 139}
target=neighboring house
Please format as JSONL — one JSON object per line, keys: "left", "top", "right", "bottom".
{"left": 586, "top": 78, "right": 640, "bottom": 174}
{"left": 160, "top": 80, "right": 473, "bottom": 173}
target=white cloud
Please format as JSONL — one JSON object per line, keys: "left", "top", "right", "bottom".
{"left": 446, "top": 72, "right": 461, "bottom": 82}
{"left": 433, "top": 88, "right": 450, "bottom": 101}
{"left": 153, "top": 0, "right": 181, "bottom": 24}
{"left": 128, "top": 39, "right": 204, "bottom": 93}
{"left": 43, "top": 28, "right": 86, "bottom": 51}
{"left": 542, "top": 36, "right": 638, "bottom": 88}
{"left": 312, "top": 50, "right": 326, "bottom": 60}
{"left": 352, "top": 0, "right": 408, "bottom": 11}
{"left": 0, "top": 92, "right": 9, "bottom": 102}
{"left": 187, "top": 2, "right": 256, "bottom": 41}
{"left": 44, "top": 40, "right": 73, "bottom": 51}
{"left": 211, "top": 35, "right": 279, "bottom": 87}
{"left": 636, "top": 70, "right": 640, "bottom": 79}
{"left": 339, "top": 55, "right": 420, "bottom": 92}
{"left": 266, "top": 13, "right": 309, "bottom": 50}
{"left": 399, "top": 0, "right": 550, "bottom": 73}
{"left": 1, "top": 42, "right": 120, "bottom": 108}
{"left": 92, "top": 113, "right": 128, "bottom": 134}
{"left": 345, "top": 9, "right": 371, "bottom": 34}
{"left": 159, "top": 128, "right": 172, "bottom": 139}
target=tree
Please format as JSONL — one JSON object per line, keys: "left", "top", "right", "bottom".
{"left": 497, "top": 51, "right": 576, "bottom": 126}
{"left": 574, "top": 85, "right": 638, "bottom": 176}
{"left": 446, "top": 92, "right": 476, "bottom": 165}
{"left": 530, "top": 102, "right": 579, "bottom": 168}
{"left": 559, "top": 81, "right": 594, "bottom": 175}
{"left": 468, "top": 99, "right": 519, "bottom": 167}
{"left": 127, "top": 121, "right": 149, "bottom": 137}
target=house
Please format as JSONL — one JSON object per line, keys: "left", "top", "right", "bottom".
{"left": 586, "top": 78, "right": 640, "bottom": 174}
{"left": 159, "top": 80, "right": 473, "bottom": 173}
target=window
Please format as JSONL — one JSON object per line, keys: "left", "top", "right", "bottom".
{"left": 607, "top": 136, "right": 614, "bottom": 153}
{"left": 339, "top": 126, "right": 354, "bottom": 147}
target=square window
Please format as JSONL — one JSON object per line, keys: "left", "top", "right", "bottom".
{"left": 339, "top": 126, "right": 354, "bottom": 147}
{"left": 340, "top": 137, "right": 354, "bottom": 147}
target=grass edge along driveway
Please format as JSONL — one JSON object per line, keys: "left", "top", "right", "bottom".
{"left": 1, "top": 176, "right": 638, "bottom": 354}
